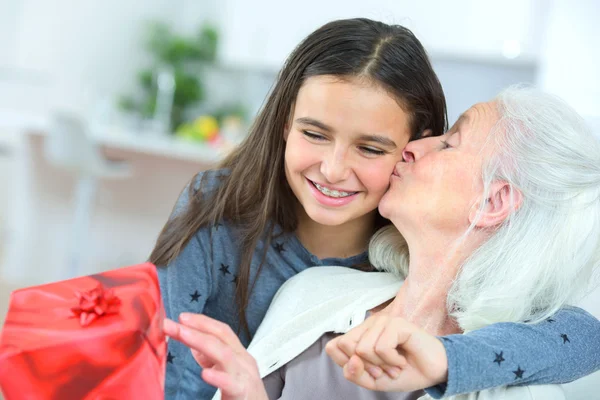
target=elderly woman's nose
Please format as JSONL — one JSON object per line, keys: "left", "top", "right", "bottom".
{"left": 402, "top": 148, "right": 415, "bottom": 163}
{"left": 402, "top": 137, "right": 437, "bottom": 162}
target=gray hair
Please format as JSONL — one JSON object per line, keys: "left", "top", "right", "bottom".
{"left": 369, "top": 86, "right": 600, "bottom": 331}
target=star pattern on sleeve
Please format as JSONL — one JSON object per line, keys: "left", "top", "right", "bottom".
{"left": 231, "top": 275, "right": 238, "bottom": 285}
{"left": 493, "top": 351, "right": 505, "bottom": 366}
{"left": 189, "top": 290, "right": 201, "bottom": 302}
{"left": 219, "top": 263, "right": 231, "bottom": 275}
{"left": 561, "top": 333, "right": 570, "bottom": 344}
{"left": 274, "top": 242, "right": 285, "bottom": 254}
{"left": 167, "top": 351, "right": 176, "bottom": 364}
{"left": 513, "top": 366, "right": 525, "bottom": 380}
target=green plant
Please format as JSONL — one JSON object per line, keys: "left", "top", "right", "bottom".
{"left": 119, "top": 21, "right": 218, "bottom": 131}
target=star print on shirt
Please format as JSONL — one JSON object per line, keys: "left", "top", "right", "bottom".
{"left": 493, "top": 351, "right": 505, "bottom": 366}
{"left": 561, "top": 334, "right": 570, "bottom": 344}
{"left": 219, "top": 263, "right": 231, "bottom": 275}
{"left": 189, "top": 290, "right": 201, "bottom": 302}
{"left": 513, "top": 366, "right": 525, "bottom": 380}
{"left": 231, "top": 275, "right": 238, "bottom": 285}
{"left": 167, "top": 352, "right": 175, "bottom": 364}
{"left": 547, "top": 318, "right": 556, "bottom": 323}
{"left": 274, "top": 242, "right": 285, "bottom": 254}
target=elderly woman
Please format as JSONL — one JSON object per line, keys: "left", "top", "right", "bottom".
{"left": 165, "top": 87, "right": 600, "bottom": 399}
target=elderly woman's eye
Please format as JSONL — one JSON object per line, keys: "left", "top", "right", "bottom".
{"left": 440, "top": 139, "right": 452, "bottom": 149}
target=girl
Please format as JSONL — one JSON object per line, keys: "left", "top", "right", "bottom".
{"left": 152, "top": 19, "right": 600, "bottom": 399}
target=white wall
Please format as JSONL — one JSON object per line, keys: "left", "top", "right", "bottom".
{"left": 535, "top": 4, "right": 600, "bottom": 398}
{"left": 0, "top": 0, "right": 23, "bottom": 67}
{"left": 536, "top": 0, "right": 600, "bottom": 121}
{"left": 217, "top": 0, "right": 545, "bottom": 70}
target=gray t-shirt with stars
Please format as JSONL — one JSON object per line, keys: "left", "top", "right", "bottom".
{"left": 158, "top": 169, "right": 600, "bottom": 399}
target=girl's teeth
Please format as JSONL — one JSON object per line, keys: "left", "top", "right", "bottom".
{"left": 314, "top": 182, "right": 353, "bottom": 198}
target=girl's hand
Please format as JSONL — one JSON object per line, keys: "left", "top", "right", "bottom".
{"left": 164, "top": 313, "right": 269, "bottom": 400}
{"left": 325, "top": 315, "right": 449, "bottom": 392}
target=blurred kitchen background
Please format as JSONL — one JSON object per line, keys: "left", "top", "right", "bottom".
{"left": 0, "top": 0, "right": 598, "bottom": 397}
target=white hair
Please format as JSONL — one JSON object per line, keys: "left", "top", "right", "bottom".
{"left": 368, "top": 224, "right": 409, "bottom": 278}
{"left": 369, "top": 85, "right": 600, "bottom": 331}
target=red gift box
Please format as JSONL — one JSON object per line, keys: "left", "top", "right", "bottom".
{"left": 0, "top": 263, "right": 166, "bottom": 400}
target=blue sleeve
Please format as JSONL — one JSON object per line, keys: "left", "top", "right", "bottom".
{"left": 156, "top": 171, "right": 222, "bottom": 399}
{"left": 425, "top": 307, "right": 600, "bottom": 398}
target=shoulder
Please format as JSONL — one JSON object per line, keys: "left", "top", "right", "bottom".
{"left": 190, "top": 168, "right": 230, "bottom": 195}
{"left": 171, "top": 168, "right": 229, "bottom": 217}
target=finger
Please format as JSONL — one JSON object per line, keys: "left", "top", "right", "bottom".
{"left": 191, "top": 349, "right": 215, "bottom": 369}
{"left": 382, "top": 365, "right": 403, "bottom": 380}
{"left": 325, "top": 337, "right": 351, "bottom": 367}
{"left": 343, "top": 355, "right": 376, "bottom": 391}
{"left": 202, "top": 367, "right": 243, "bottom": 398}
{"left": 179, "top": 313, "right": 246, "bottom": 353}
{"left": 362, "top": 360, "right": 383, "bottom": 379}
{"left": 164, "top": 318, "right": 184, "bottom": 339}
{"left": 336, "top": 319, "right": 374, "bottom": 359}
{"left": 373, "top": 321, "right": 409, "bottom": 367}
{"left": 354, "top": 317, "right": 388, "bottom": 366}
{"left": 345, "top": 355, "right": 366, "bottom": 380}
{"left": 166, "top": 320, "right": 243, "bottom": 374}
{"left": 344, "top": 357, "right": 406, "bottom": 392}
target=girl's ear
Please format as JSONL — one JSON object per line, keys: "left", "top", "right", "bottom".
{"left": 421, "top": 128, "right": 433, "bottom": 138}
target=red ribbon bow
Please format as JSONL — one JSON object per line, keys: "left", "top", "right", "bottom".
{"left": 70, "top": 284, "right": 122, "bottom": 327}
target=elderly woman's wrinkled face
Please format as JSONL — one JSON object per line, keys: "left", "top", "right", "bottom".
{"left": 379, "top": 102, "right": 500, "bottom": 233}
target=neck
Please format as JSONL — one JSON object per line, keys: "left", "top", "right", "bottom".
{"left": 382, "top": 231, "right": 480, "bottom": 335}
{"left": 295, "top": 206, "right": 376, "bottom": 260}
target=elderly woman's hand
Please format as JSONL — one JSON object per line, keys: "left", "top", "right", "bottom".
{"left": 164, "top": 313, "right": 268, "bottom": 400}
{"left": 325, "top": 315, "right": 449, "bottom": 392}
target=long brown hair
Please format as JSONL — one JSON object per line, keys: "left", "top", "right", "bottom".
{"left": 149, "top": 18, "right": 448, "bottom": 335}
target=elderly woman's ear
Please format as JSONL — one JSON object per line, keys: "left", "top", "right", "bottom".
{"left": 469, "top": 182, "right": 523, "bottom": 228}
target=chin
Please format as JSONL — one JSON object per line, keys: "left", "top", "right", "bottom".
{"left": 378, "top": 200, "right": 392, "bottom": 220}
{"left": 304, "top": 207, "right": 353, "bottom": 227}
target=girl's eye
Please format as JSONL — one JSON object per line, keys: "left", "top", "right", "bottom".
{"left": 360, "top": 146, "right": 386, "bottom": 156}
{"left": 440, "top": 139, "right": 452, "bottom": 150}
{"left": 302, "top": 130, "right": 326, "bottom": 141}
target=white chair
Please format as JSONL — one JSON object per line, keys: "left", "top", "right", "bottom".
{"left": 45, "top": 112, "right": 131, "bottom": 279}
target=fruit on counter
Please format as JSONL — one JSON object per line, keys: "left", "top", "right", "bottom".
{"left": 176, "top": 115, "right": 220, "bottom": 142}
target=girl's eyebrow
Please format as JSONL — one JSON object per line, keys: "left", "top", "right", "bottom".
{"left": 357, "top": 134, "right": 397, "bottom": 148}
{"left": 295, "top": 117, "right": 332, "bottom": 132}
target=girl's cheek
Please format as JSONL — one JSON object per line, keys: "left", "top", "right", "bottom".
{"left": 359, "top": 160, "right": 396, "bottom": 189}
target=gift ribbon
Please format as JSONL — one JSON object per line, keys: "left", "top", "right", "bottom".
{"left": 70, "top": 284, "right": 122, "bottom": 327}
